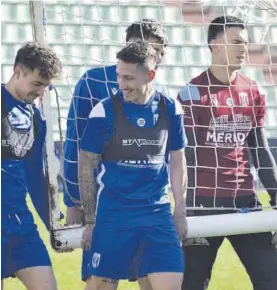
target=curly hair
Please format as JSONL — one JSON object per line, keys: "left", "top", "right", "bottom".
{"left": 14, "top": 42, "right": 62, "bottom": 80}
{"left": 116, "top": 40, "right": 157, "bottom": 71}
{"left": 125, "top": 18, "right": 168, "bottom": 46}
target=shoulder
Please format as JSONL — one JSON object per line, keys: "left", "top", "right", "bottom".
{"left": 32, "top": 105, "right": 46, "bottom": 123}
{"left": 235, "top": 73, "right": 262, "bottom": 93}
{"left": 32, "top": 105, "right": 46, "bottom": 140}
{"left": 178, "top": 71, "right": 207, "bottom": 103}
{"left": 83, "top": 65, "right": 116, "bottom": 82}
{"left": 74, "top": 65, "right": 117, "bottom": 102}
{"left": 158, "top": 92, "right": 183, "bottom": 116}
{"left": 75, "top": 65, "right": 116, "bottom": 90}
{"left": 190, "top": 71, "right": 208, "bottom": 86}
{"left": 88, "top": 97, "right": 113, "bottom": 119}
{"left": 236, "top": 73, "right": 266, "bottom": 99}
{"left": 178, "top": 83, "right": 201, "bottom": 103}
{"left": 235, "top": 72, "right": 254, "bottom": 85}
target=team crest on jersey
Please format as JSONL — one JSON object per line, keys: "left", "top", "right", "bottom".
{"left": 239, "top": 92, "right": 249, "bottom": 106}
{"left": 92, "top": 253, "right": 101, "bottom": 268}
{"left": 226, "top": 97, "right": 233, "bottom": 107}
{"left": 137, "top": 118, "right": 146, "bottom": 127}
{"left": 8, "top": 106, "right": 32, "bottom": 130}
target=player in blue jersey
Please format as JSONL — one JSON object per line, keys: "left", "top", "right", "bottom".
{"left": 63, "top": 19, "right": 168, "bottom": 226}
{"left": 78, "top": 41, "right": 187, "bottom": 290}
{"left": 1, "top": 42, "right": 62, "bottom": 289}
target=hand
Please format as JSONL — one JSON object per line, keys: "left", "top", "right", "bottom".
{"left": 81, "top": 224, "right": 95, "bottom": 250}
{"left": 66, "top": 206, "right": 84, "bottom": 225}
{"left": 183, "top": 237, "right": 210, "bottom": 246}
{"left": 173, "top": 211, "right": 188, "bottom": 242}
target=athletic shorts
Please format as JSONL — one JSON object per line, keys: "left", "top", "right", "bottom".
{"left": 1, "top": 213, "right": 51, "bottom": 279}
{"left": 82, "top": 221, "right": 184, "bottom": 281}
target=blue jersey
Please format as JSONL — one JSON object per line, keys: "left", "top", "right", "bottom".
{"left": 63, "top": 65, "right": 170, "bottom": 206}
{"left": 80, "top": 92, "right": 186, "bottom": 227}
{"left": 1, "top": 84, "right": 50, "bottom": 229}
{"left": 63, "top": 65, "right": 118, "bottom": 206}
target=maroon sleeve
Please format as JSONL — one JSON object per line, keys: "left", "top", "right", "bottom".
{"left": 255, "top": 87, "right": 266, "bottom": 127}
{"left": 177, "top": 85, "right": 202, "bottom": 147}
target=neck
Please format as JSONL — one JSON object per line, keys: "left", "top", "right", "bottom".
{"left": 210, "top": 64, "right": 238, "bottom": 84}
{"left": 5, "top": 77, "right": 24, "bottom": 103}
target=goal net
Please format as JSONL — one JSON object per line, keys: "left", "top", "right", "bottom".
{"left": 2, "top": 0, "right": 276, "bottom": 250}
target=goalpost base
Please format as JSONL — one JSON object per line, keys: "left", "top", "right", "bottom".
{"left": 51, "top": 210, "right": 277, "bottom": 252}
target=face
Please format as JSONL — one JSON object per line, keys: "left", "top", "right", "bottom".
{"left": 211, "top": 27, "right": 248, "bottom": 70}
{"left": 14, "top": 66, "right": 51, "bottom": 103}
{"left": 128, "top": 36, "right": 165, "bottom": 65}
{"left": 116, "top": 60, "right": 154, "bottom": 103}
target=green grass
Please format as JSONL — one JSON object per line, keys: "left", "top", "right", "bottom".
{"left": 4, "top": 193, "right": 272, "bottom": 290}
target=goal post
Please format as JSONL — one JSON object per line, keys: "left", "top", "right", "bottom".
{"left": 28, "top": 0, "right": 277, "bottom": 252}
{"left": 29, "top": 0, "right": 62, "bottom": 232}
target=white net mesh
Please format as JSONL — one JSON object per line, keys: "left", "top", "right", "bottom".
{"left": 1, "top": 0, "right": 276, "bottom": 219}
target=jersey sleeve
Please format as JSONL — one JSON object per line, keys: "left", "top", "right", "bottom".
{"left": 24, "top": 109, "right": 50, "bottom": 230}
{"left": 255, "top": 83, "right": 266, "bottom": 127}
{"left": 177, "top": 84, "right": 201, "bottom": 129}
{"left": 80, "top": 101, "right": 113, "bottom": 154}
{"left": 63, "top": 76, "right": 100, "bottom": 206}
{"left": 177, "top": 84, "right": 202, "bottom": 147}
{"left": 167, "top": 98, "right": 187, "bottom": 151}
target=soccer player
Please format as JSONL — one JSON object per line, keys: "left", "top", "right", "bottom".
{"left": 178, "top": 15, "right": 277, "bottom": 290}
{"left": 78, "top": 41, "right": 187, "bottom": 290}
{"left": 63, "top": 19, "right": 168, "bottom": 225}
{"left": 1, "top": 42, "right": 62, "bottom": 290}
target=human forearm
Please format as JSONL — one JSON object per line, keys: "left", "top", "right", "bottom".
{"left": 63, "top": 86, "right": 93, "bottom": 206}
{"left": 248, "top": 128, "right": 277, "bottom": 204}
{"left": 170, "top": 149, "right": 187, "bottom": 215}
{"left": 256, "top": 148, "right": 277, "bottom": 204}
{"left": 27, "top": 168, "right": 50, "bottom": 230}
{"left": 78, "top": 150, "right": 101, "bottom": 223}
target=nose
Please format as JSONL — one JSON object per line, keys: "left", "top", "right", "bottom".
{"left": 117, "top": 76, "right": 125, "bottom": 90}
{"left": 156, "top": 54, "right": 162, "bottom": 65}
{"left": 240, "top": 43, "right": 247, "bottom": 53}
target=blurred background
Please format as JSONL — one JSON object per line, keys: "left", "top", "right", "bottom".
{"left": 1, "top": 0, "right": 277, "bottom": 175}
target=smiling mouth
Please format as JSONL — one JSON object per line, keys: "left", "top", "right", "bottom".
{"left": 122, "top": 90, "right": 132, "bottom": 94}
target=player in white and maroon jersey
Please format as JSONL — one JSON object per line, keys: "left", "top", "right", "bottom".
{"left": 178, "top": 15, "right": 277, "bottom": 290}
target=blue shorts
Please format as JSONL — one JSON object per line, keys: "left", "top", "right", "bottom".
{"left": 1, "top": 213, "right": 51, "bottom": 279}
{"left": 82, "top": 222, "right": 184, "bottom": 281}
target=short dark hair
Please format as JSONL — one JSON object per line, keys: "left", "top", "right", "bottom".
{"left": 125, "top": 18, "right": 168, "bottom": 45}
{"left": 14, "top": 42, "right": 62, "bottom": 80}
{"left": 208, "top": 15, "right": 246, "bottom": 49}
{"left": 116, "top": 40, "right": 157, "bottom": 70}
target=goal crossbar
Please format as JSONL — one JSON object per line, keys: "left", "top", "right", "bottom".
{"left": 51, "top": 211, "right": 277, "bottom": 251}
